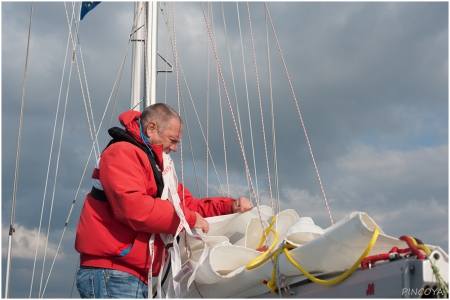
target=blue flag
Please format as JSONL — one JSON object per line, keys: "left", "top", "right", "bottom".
{"left": 80, "top": 2, "right": 101, "bottom": 20}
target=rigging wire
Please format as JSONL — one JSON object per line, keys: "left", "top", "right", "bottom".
{"left": 46, "top": 146, "right": 95, "bottom": 298}
{"left": 39, "top": 3, "right": 81, "bottom": 296}
{"left": 200, "top": 2, "right": 272, "bottom": 246}
{"left": 106, "top": 2, "right": 146, "bottom": 149}
{"left": 179, "top": 63, "right": 225, "bottom": 196}
{"left": 38, "top": 3, "right": 137, "bottom": 296}
{"left": 221, "top": 2, "right": 245, "bottom": 197}
{"left": 69, "top": 257, "right": 80, "bottom": 298}
{"left": 246, "top": 2, "right": 275, "bottom": 214}
{"left": 28, "top": 2, "right": 75, "bottom": 297}
{"left": 159, "top": 3, "right": 225, "bottom": 197}
{"left": 38, "top": 24, "right": 74, "bottom": 299}
{"left": 209, "top": 3, "right": 230, "bottom": 197}
{"left": 263, "top": 2, "right": 334, "bottom": 225}
{"left": 13, "top": 2, "right": 335, "bottom": 296}
{"left": 235, "top": 2, "right": 255, "bottom": 202}
{"left": 171, "top": 2, "right": 187, "bottom": 204}
{"left": 74, "top": 26, "right": 101, "bottom": 159}
{"left": 206, "top": 3, "right": 211, "bottom": 198}
{"left": 6, "top": 2, "right": 34, "bottom": 298}
{"left": 163, "top": 3, "right": 170, "bottom": 104}
{"left": 264, "top": 6, "right": 281, "bottom": 214}
{"left": 201, "top": 1, "right": 276, "bottom": 272}
{"left": 201, "top": 0, "right": 255, "bottom": 198}
{"left": 61, "top": 2, "right": 103, "bottom": 161}
{"left": 160, "top": 4, "right": 200, "bottom": 198}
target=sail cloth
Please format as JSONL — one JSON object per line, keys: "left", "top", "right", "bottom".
{"left": 170, "top": 209, "right": 443, "bottom": 298}
{"left": 155, "top": 152, "right": 445, "bottom": 298}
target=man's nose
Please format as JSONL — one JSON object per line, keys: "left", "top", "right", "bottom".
{"left": 169, "top": 144, "right": 178, "bottom": 152}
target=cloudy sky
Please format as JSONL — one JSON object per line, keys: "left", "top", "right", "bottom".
{"left": 2, "top": 1, "right": 448, "bottom": 298}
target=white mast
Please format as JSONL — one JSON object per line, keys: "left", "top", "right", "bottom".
{"left": 130, "top": 2, "right": 144, "bottom": 111}
{"left": 131, "top": 2, "right": 158, "bottom": 111}
{"left": 145, "top": 2, "right": 158, "bottom": 107}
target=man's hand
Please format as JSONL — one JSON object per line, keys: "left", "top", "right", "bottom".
{"left": 232, "top": 197, "right": 253, "bottom": 214}
{"left": 194, "top": 212, "right": 210, "bottom": 234}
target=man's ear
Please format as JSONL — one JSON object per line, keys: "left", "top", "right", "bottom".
{"left": 146, "top": 121, "right": 156, "bottom": 135}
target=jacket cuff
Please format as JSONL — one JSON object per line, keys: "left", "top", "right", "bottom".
{"left": 186, "top": 210, "right": 197, "bottom": 228}
{"left": 225, "top": 200, "right": 235, "bottom": 215}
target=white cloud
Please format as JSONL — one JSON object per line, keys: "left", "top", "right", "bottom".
{"left": 2, "top": 224, "right": 64, "bottom": 260}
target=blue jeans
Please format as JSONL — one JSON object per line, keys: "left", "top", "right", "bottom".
{"left": 76, "top": 266, "right": 148, "bottom": 298}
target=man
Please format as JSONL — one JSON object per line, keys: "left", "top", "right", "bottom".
{"left": 75, "top": 103, "right": 253, "bottom": 298}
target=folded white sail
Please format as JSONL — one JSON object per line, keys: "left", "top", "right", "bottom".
{"left": 173, "top": 207, "right": 448, "bottom": 298}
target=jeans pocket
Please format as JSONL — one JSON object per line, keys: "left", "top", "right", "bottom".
{"left": 76, "top": 270, "right": 95, "bottom": 298}
{"left": 106, "top": 270, "right": 147, "bottom": 298}
{"left": 106, "top": 270, "right": 144, "bottom": 298}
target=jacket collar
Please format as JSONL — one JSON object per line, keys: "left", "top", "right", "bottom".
{"left": 118, "top": 110, "right": 164, "bottom": 168}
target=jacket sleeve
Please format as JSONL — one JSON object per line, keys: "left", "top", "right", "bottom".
{"left": 100, "top": 142, "right": 197, "bottom": 234}
{"left": 178, "top": 184, "right": 235, "bottom": 218}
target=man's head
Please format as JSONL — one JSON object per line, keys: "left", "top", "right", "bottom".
{"left": 140, "top": 103, "right": 183, "bottom": 153}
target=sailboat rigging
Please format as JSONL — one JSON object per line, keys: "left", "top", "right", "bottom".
{"left": 3, "top": 1, "right": 448, "bottom": 298}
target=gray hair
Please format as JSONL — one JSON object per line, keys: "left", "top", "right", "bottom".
{"left": 140, "top": 103, "right": 182, "bottom": 134}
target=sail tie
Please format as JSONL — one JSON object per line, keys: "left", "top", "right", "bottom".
{"left": 149, "top": 152, "right": 209, "bottom": 298}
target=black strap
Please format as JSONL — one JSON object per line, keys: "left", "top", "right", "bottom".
{"left": 90, "top": 186, "right": 108, "bottom": 202}
{"left": 90, "top": 127, "right": 164, "bottom": 203}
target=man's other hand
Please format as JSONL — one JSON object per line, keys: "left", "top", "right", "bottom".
{"left": 232, "top": 197, "right": 253, "bottom": 214}
{"left": 194, "top": 212, "right": 210, "bottom": 234}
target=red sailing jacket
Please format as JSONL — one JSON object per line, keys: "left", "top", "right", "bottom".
{"left": 74, "top": 110, "right": 234, "bottom": 284}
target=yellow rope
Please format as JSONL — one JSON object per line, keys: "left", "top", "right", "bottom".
{"left": 408, "top": 236, "right": 431, "bottom": 256}
{"left": 265, "top": 228, "right": 380, "bottom": 292}
{"left": 245, "top": 213, "right": 380, "bottom": 292}
{"left": 246, "top": 216, "right": 279, "bottom": 270}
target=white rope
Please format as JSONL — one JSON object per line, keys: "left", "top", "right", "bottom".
{"left": 246, "top": 2, "right": 275, "bottom": 213}
{"left": 264, "top": 6, "right": 281, "bottom": 214}
{"left": 201, "top": 2, "right": 277, "bottom": 270}
{"left": 222, "top": 2, "right": 245, "bottom": 160}
{"left": 39, "top": 2, "right": 83, "bottom": 296}
{"left": 161, "top": 2, "right": 203, "bottom": 198}
{"left": 41, "top": 35, "right": 134, "bottom": 297}
{"left": 264, "top": 2, "right": 334, "bottom": 224}
{"left": 160, "top": 3, "right": 225, "bottom": 196}
{"left": 171, "top": 2, "right": 187, "bottom": 205}
{"left": 206, "top": 3, "right": 211, "bottom": 197}
{"left": 6, "top": 2, "right": 34, "bottom": 298}
{"left": 74, "top": 27, "right": 101, "bottom": 159}
{"left": 69, "top": 257, "right": 80, "bottom": 298}
{"left": 39, "top": 4, "right": 139, "bottom": 296}
{"left": 104, "top": 3, "right": 146, "bottom": 149}
{"left": 160, "top": 5, "right": 209, "bottom": 198}
{"left": 38, "top": 23, "right": 74, "bottom": 298}
{"left": 209, "top": 4, "right": 230, "bottom": 197}
{"left": 29, "top": 3, "right": 74, "bottom": 297}
{"left": 178, "top": 64, "right": 225, "bottom": 195}
{"left": 200, "top": 1, "right": 271, "bottom": 232}
{"left": 236, "top": 2, "right": 260, "bottom": 206}
{"left": 66, "top": 4, "right": 101, "bottom": 161}
{"left": 42, "top": 145, "right": 95, "bottom": 297}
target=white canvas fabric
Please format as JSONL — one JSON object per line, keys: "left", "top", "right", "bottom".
{"left": 174, "top": 209, "right": 446, "bottom": 298}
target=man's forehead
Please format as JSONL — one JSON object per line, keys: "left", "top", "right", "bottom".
{"left": 166, "top": 119, "right": 182, "bottom": 136}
